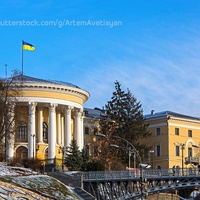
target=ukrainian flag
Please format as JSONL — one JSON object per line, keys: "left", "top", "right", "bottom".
{"left": 22, "top": 40, "right": 35, "bottom": 51}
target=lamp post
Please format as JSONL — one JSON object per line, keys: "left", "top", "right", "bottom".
{"left": 139, "top": 163, "right": 151, "bottom": 200}
{"left": 149, "top": 150, "right": 154, "bottom": 169}
{"left": 181, "top": 144, "right": 185, "bottom": 175}
{"left": 97, "top": 133, "right": 142, "bottom": 163}
{"left": 174, "top": 142, "right": 185, "bottom": 175}
{"left": 110, "top": 144, "right": 134, "bottom": 170}
{"left": 59, "top": 146, "right": 65, "bottom": 171}
{"left": 31, "top": 134, "right": 35, "bottom": 159}
{"left": 96, "top": 133, "right": 150, "bottom": 199}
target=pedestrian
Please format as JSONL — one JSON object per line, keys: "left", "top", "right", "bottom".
{"left": 40, "top": 164, "right": 44, "bottom": 174}
{"left": 172, "top": 166, "right": 175, "bottom": 176}
{"left": 198, "top": 165, "right": 200, "bottom": 174}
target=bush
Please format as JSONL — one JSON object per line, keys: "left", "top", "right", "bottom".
{"left": 86, "top": 160, "right": 105, "bottom": 171}
{"left": 9, "top": 157, "right": 24, "bottom": 167}
{"left": 22, "top": 158, "right": 42, "bottom": 171}
{"left": 9, "top": 158, "right": 42, "bottom": 171}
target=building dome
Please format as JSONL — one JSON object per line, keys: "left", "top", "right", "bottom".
{"left": 1, "top": 74, "right": 90, "bottom": 164}
{"left": 9, "top": 74, "right": 90, "bottom": 108}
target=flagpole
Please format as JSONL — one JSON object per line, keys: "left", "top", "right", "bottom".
{"left": 22, "top": 40, "right": 24, "bottom": 75}
{"left": 5, "top": 64, "right": 7, "bottom": 78}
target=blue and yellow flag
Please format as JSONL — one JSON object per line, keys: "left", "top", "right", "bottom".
{"left": 22, "top": 40, "right": 35, "bottom": 51}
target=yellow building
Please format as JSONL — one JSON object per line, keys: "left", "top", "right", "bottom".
{"left": 82, "top": 108, "right": 200, "bottom": 171}
{"left": 1, "top": 75, "right": 90, "bottom": 162}
{"left": 83, "top": 108, "right": 101, "bottom": 158}
{"left": 2, "top": 74, "right": 200, "bottom": 171}
{"left": 142, "top": 110, "right": 200, "bottom": 170}
{"left": 83, "top": 108, "right": 200, "bottom": 171}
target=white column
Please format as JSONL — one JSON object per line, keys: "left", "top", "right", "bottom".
{"left": 64, "top": 106, "right": 73, "bottom": 148}
{"left": 80, "top": 113, "right": 84, "bottom": 150}
{"left": 75, "top": 109, "right": 82, "bottom": 150}
{"left": 57, "top": 111, "right": 61, "bottom": 145}
{"left": 28, "top": 102, "right": 37, "bottom": 159}
{"left": 38, "top": 106, "right": 43, "bottom": 143}
{"left": 6, "top": 103, "right": 15, "bottom": 162}
{"left": 48, "top": 103, "right": 57, "bottom": 161}
{"left": 61, "top": 114, "right": 64, "bottom": 146}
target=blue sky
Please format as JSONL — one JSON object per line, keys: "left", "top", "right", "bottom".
{"left": 1, "top": 0, "right": 200, "bottom": 116}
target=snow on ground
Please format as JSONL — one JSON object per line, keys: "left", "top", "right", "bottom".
{"left": 0, "top": 162, "right": 81, "bottom": 200}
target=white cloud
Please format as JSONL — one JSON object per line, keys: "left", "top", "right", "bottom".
{"left": 83, "top": 28, "right": 200, "bottom": 117}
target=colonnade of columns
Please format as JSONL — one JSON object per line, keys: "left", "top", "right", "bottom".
{"left": 26, "top": 102, "right": 84, "bottom": 160}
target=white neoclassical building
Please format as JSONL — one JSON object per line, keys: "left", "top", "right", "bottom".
{"left": 3, "top": 75, "right": 90, "bottom": 162}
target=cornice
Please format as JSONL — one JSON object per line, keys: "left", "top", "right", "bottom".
{"left": 146, "top": 115, "right": 200, "bottom": 125}
{"left": 14, "top": 81, "right": 90, "bottom": 102}
{"left": 168, "top": 116, "right": 200, "bottom": 124}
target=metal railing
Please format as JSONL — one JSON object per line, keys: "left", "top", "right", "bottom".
{"left": 82, "top": 168, "right": 200, "bottom": 181}
{"left": 185, "top": 156, "right": 199, "bottom": 164}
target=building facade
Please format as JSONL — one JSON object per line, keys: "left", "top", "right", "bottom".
{"left": 83, "top": 108, "right": 106, "bottom": 159}
{"left": 142, "top": 110, "right": 200, "bottom": 169}
{"left": 2, "top": 75, "right": 90, "bottom": 162}
{"left": 82, "top": 109, "right": 200, "bottom": 170}
{"left": 2, "top": 75, "right": 200, "bottom": 171}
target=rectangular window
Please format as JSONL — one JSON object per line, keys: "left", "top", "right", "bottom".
{"left": 188, "top": 147, "right": 192, "bottom": 157}
{"left": 85, "top": 127, "right": 89, "bottom": 135}
{"left": 17, "top": 123, "right": 27, "bottom": 141}
{"left": 144, "top": 149, "right": 148, "bottom": 158}
{"left": 85, "top": 145, "right": 90, "bottom": 156}
{"left": 18, "top": 127, "right": 27, "bottom": 139}
{"left": 93, "top": 128, "right": 98, "bottom": 135}
{"left": 156, "top": 128, "right": 160, "bottom": 135}
{"left": 156, "top": 145, "right": 161, "bottom": 157}
{"left": 175, "top": 128, "right": 179, "bottom": 135}
{"left": 175, "top": 146, "right": 180, "bottom": 156}
{"left": 188, "top": 130, "right": 192, "bottom": 137}
{"left": 93, "top": 146, "right": 98, "bottom": 157}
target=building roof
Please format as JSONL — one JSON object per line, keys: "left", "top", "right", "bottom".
{"left": 84, "top": 108, "right": 200, "bottom": 122}
{"left": 6, "top": 74, "right": 80, "bottom": 89}
{"left": 84, "top": 107, "right": 106, "bottom": 119}
{"left": 144, "top": 110, "right": 200, "bottom": 121}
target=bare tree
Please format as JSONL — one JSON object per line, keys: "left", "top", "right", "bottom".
{"left": 0, "top": 71, "right": 24, "bottom": 162}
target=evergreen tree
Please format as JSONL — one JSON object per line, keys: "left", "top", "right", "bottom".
{"left": 99, "top": 81, "right": 151, "bottom": 167}
{"left": 81, "top": 147, "right": 90, "bottom": 171}
{"left": 64, "top": 139, "right": 83, "bottom": 171}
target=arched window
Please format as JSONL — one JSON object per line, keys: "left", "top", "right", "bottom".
{"left": 43, "top": 122, "right": 48, "bottom": 143}
{"left": 17, "top": 122, "right": 27, "bottom": 141}
{"left": 157, "top": 165, "right": 162, "bottom": 169}
{"left": 16, "top": 146, "right": 28, "bottom": 159}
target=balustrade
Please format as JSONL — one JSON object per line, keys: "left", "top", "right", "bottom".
{"left": 185, "top": 156, "right": 199, "bottom": 164}
{"left": 82, "top": 168, "right": 200, "bottom": 181}
{"left": 81, "top": 168, "right": 200, "bottom": 200}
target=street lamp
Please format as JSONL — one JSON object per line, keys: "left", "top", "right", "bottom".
{"left": 174, "top": 142, "right": 185, "bottom": 175}
{"left": 181, "top": 144, "right": 185, "bottom": 175}
{"left": 149, "top": 150, "right": 154, "bottom": 169}
{"left": 59, "top": 145, "right": 65, "bottom": 171}
{"left": 96, "top": 133, "right": 142, "bottom": 163}
{"left": 110, "top": 144, "right": 134, "bottom": 170}
{"left": 139, "top": 163, "right": 151, "bottom": 200}
{"left": 31, "top": 134, "right": 35, "bottom": 159}
{"left": 96, "top": 133, "right": 150, "bottom": 199}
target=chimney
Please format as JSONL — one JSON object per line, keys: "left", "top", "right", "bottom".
{"left": 151, "top": 110, "right": 155, "bottom": 115}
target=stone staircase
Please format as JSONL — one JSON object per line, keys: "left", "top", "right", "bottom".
{"left": 48, "top": 171, "right": 96, "bottom": 200}
{"left": 74, "top": 187, "right": 96, "bottom": 200}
